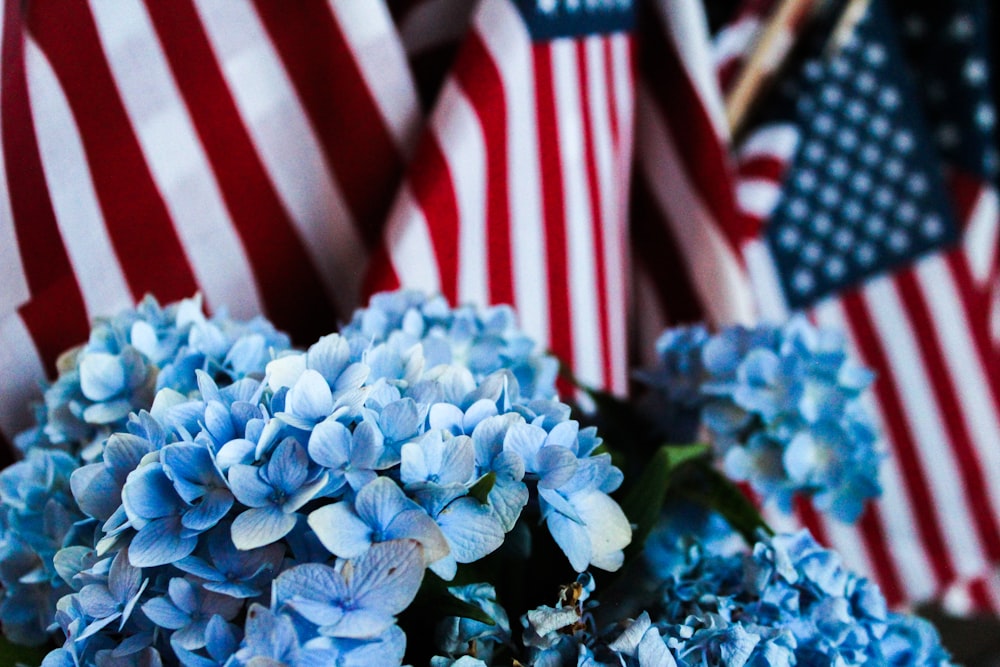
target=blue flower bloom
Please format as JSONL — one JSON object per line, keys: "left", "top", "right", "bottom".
{"left": 75, "top": 551, "right": 147, "bottom": 641}
{"left": 141, "top": 577, "right": 242, "bottom": 651}
{"left": 640, "top": 317, "right": 882, "bottom": 522}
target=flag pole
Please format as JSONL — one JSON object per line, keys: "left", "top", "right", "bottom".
{"left": 725, "top": 0, "right": 818, "bottom": 137}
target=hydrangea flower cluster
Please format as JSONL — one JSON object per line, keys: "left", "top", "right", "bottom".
{"left": 646, "top": 530, "right": 954, "bottom": 666}
{"left": 34, "top": 291, "right": 629, "bottom": 665}
{"left": 640, "top": 318, "right": 883, "bottom": 522}
{"left": 0, "top": 296, "right": 289, "bottom": 647}
{"left": 16, "top": 295, "right": 290, "bottom": 462}
{"left": 433, "top": 532, "right": 953, "bottom": 666}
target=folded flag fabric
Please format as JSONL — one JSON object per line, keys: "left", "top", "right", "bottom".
{"left": 368, "top": 0, "right": 636, "bottom": 397}
{"left": 0, "top": 0, "right": 420, "bottom": 452}
{"left": 730, "top": 0, "right": 1000, "bottom": 608}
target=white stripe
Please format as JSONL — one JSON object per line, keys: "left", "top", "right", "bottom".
{"left": 586, "top": 35, "right": 628, "bottom": 395}
{"left": 861, "top": 275, "right": 988, "bottom": 579}
{"left": 712, "top": 17, "right": 760, "bottom": 73}
{"left": 88, "top": 0, "right": 260, "bottom": 317}
{"left": 475, "top": 0, "right": 550, "bottom": 352}
{"left": 915, "top": 255, "right": 1000, "bottom": 519}
{"left": 398, "top": 0, "right": 475, "bottom": 59}
{"left": 0, "top": 3, "right": 30, "bottom": 316}
{"left": 610, "top": 33, "right": 634, "bottom": 185}
{"left": 736, "top": 179, "right": 783, "bottom": 219}
{"left": 743, "top": 240, "right": 788, "bottom": 322}
{"left": 636, "top": 83, "right": 755, "bottom": 326}
{"left": 818, "top": 513, "right": 872, "bottom": 580}
{"left": 0, "top": 312, "right": 44, "bottom": 439}
{"left": 813, "top": 298, "right": 938, "bottom": 601}
{"left": 432, "top": 82, "right": 488, "bottom": 307}
{"left": 194, "top": 0, "right": 365, "bottom": 315}
{"left": 657, "top": 0, "right": 729, "bottom": 142}
{"left": 330, "top": 0, "right": 422, "bottom": 156}
{"left": 962, "top": 185, "right": 999, "bottom": 285}
{"left": 384, "top": 184, "right": 441, "bottom": 294}
{"left": 552, "top": 38, "right": 603, "bottom": 390}
{"left": 25, "top": 35, "right": 132, "bottom": 319}
{"left": 738, "top": 124, "right": 798, "bottom": 163}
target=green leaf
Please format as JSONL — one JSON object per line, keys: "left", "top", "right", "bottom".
{"left": 0, "top": 635, "right": 49, "bottom": 667}
{"left": 410, "top": 571, "right": 496, "bottom": 626}
{"left": 679, "top": 464, "right": 772, "bottom": 545}
{"left": 468, "top": 472, "right": 496, "bottom": 505}
{"left": 620, "top": 443, "right": 710, "bottom": 558}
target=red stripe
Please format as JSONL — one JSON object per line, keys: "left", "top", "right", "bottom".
{"left": 577, "top": 38, "right": 614, "bottom": 390}
{"left": 534, "top": 43, "right": 574, "bottom": 395}
{"left": 145, "top": 0, "right": 336, "bottom": 344}
{"left": 792, "top": 495, "right": 830, "bottom": 546}
{"left": 968, "top": 577, "right": 995, "bottom": 613}
{"left": 737, "top": 155, "right": 786, "bottom": 183}
{"left": 363, "top": 242, "right": 402, "bottom": 298}
{"left": 253, "top": 0, "right": 402, "bottom": 246}
{"left": 894, "top": 267, "right": 1000, "bottom": 561}
{"left": 27, "top": 0, "right": 198, "bottom": 304}
{"left": 857, "top": 505, "right": 906, "bottom": 606}
{"left": 947, "top": 169, "right": 985, "bottom": 232}
{"left": 454, "top": 33, "right": 514, "bottom": 307}
{"left": 409, "top": 135, "right": 461, "bottom": 304}
{"left": 630, "top": 176, "right": 705, "bottom": 325}
{"left": 641, "top": 8, "right": 745, "bottom": 252}
{"left": 2, "top": 2, "right": 88, "bottom": 374}
{"left": 840, "top": 290, "right": 957, "bottom": 587}
{"left": 603, "top": 38, "right": 621, "bottom": 154}
{"left": 947, "top": 252, "right": 1000, "bottom": 411}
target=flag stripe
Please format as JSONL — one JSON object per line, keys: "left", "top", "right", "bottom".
{"left": 2, "top": 1, "right": 89, "bottom": 373}
{"left": 251, "top": 0, "right": 405, "bottom": 244}
{"left": 24, "top": 35, "right": 133, "bottom": 319}
{"left": 27, "top": 0, "right": 199, "bottom": 303}
{"left": 143, "top": 0, "right": 338, "bottom": 341}
{"left": 840, "top": 290, "right": 958, "bottom": 587}
{"left": 454, "top": 33, "right": 516, "bottom": 307}
{"left": 534, "top": 42, "right": 575, "bottom": 392}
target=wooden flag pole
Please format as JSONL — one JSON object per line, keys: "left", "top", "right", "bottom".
{"left": 725, "top": 0, "right": 817, "bottom": 137}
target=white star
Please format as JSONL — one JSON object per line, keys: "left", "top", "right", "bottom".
{"left": 907, "top": 173, "right": 928, "bottom": 195}
{"left": 825, "top": 256, "right": 847, "bottom": 279}
{"left": 837, "top": 128, "right": 858, "bottom": 150}
{"left": 874, "top": 187, "right": 894, "bottom": 209}
{"left": 897, "top": 201, "right": 917, "bottom": 223}
{"left": 789, "top": 198, "right": 809, "bottom": 220}
{"left": 805, "top": 141, "right": 826, "bottom": 162}
{"left": 804, "top": 61, "right": 824, "bottom": 83}
{"left": 803, "top": 241, "right": 823, "bottom": 265}
{"left": 829, "top": 157, "right": 849, "bottom": 179}
{"left": 851, "top": 172, "right": 873, "bottom": 194}
{"left": 855, "top": 242, "right": 877, "bottom": 266}
{"left": 831, "top": 57, "right": 851, "bottom": 79}
{"left": 856, "top": 72, "right": 877, "bottom": 94}
{"left": 949, "top": 14, "right": 975, "bottom": 40}
{"left": 893, "top": 131, "right": 915, "bottom": 153}
{"left": 922, "top": 214, "right": 944, "bottom": 239}
{"left": 796, "top": 169, "right": 817, "bottom": 191}
{"left": 878, "top": 87, "right": 901, "bottom": 110}
{"left": 814, "top": 213, "right": 833, "bottom": 235}
{"left": 861, "top": 144, "right": 881, "bottom": 165}
{"left": 822, "top": 85, "right": 843, "bottom": 107}
{"left": 846, "top": 100, "right": 867, "bottom": 122}
{"left": 792, "top": 269, "right": 815, "bottom": 294}
{"left": 814, "top": 114, "right": 834, "bottom": 135}
{"left": 797, "top": 96, "right": 816, "bottom": 115}
{"left": 965, "top": 58, "right": 988, "bottom": 85}
{"left": 844, "top": 199, "right": 863, "bottom": 221}
{"left": 778, "top": 226, "right": 801, "bottom": 250}
{"left": 819, "top": 186, "right": 841, "bottom": 207}
{"left": 833, "top": 228, "right": 854, "bottom": 250}
{"left": 976, "top": 103, "right": 995, "bottom": 129}
{"left": 865, "top": 43, "right": 887, "bottom": 67}
{"left": 888, "top": 229, "right": 910, "bottom": 253}
{"left": 937, "top": 124, "right": 961, "bottom": 148}
{"left": 868, "top": 215, "right": 887, "bottom": 236}
{"left": 885, "top": 159, "right": 904, "bottom": 181}
{"left": 870, "top": 115, "right": 891, "bottom": 138}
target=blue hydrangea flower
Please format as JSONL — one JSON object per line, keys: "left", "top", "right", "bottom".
{"left": 640, "top": 318, "right": 882, "bottom": 522}
{"left": 342, "top": 290, "right": 559, "bottom": 401}
{"left": 644, "top": 530, "right": 954, "bottom": 667}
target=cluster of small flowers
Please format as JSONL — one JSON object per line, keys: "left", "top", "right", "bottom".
{"left": 21, "top": 290, "right": 629, "bottom": 665}
{"left": 432, "top": 532, "right": 953, "bottom": 666}
{"left": 0, "top": 296, "right": 289, "bottom": 646}
{"left": 640, "top": 318, "right": 883, "bottom": 522}
{"left": 648, "top": 530, "right": 953, "bottom": 666}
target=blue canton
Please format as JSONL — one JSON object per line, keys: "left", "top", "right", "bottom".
{"left": 890, "top": 0, "right": 998, "bottom": 181}
{"left": 513, "top": 0, "right": 634, "bottom": 40}
{"left": 764, "top": 0, "right": 959, "bottom": 309}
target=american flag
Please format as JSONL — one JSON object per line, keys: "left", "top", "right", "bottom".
{"left": 732, "top": 0, "right": 1000, "bottom": 608}
{"left": 367, "top": 0, "right": 636, "bottom": 397}
{"left": 0, "top": 0, "right": 421, "bottom": 456}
